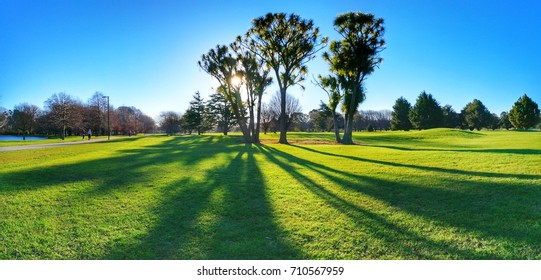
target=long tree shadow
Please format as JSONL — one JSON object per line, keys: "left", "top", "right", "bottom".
{"left": 365, "top": 144, "right": 541, "bottom": 155}
{"left": 259, "top": 144, "right": 541, "bottom": 259}
{"left": 1, "top": 136, "right": 299, "bottom": 259}
{"left": 103, "top": 144, "right": 300, "bottom": 259}
{"left": 293, "top": 145, "right": 541, "bottom": 181}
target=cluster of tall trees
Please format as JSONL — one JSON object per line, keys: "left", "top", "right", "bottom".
{"left": 197, "top": 11, "right": 384, "bottom": 144}
{"left": 391, "top": 92, "right": 540, "bottom": 131}
{"left": 1, "top": 92, "right": 155, "bottom": 139}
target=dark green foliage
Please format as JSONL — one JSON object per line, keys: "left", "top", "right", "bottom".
{"left": 206, "top": 93, "right": 236, "bottom": 135}
{"left": 499, "top": 111, "right": 512, "bottom": 130}
{"left": 442, "top": 105, "right": 460, "bottom": 128}
{"left": 391, "top": 97, "right": 412, "bottom": 131}
{"left": 463, "top": 99, "right": 491, "bottom": 131}
{"left": 489, "top": 113, "right": 500, "bottom": 130}
{"left": 409, "top": 91, "right": 443, "bottom": 130}
{"left": 184, "top": 92, "right": 213, "bottom": 135}
{"left": 323, "top": 12, "right": 385, "bottom": 144}
{"left": 509, "top": 94, "right": 540, "bottom": 130}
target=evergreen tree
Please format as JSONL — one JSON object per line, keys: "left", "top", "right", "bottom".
{"left": 509, "top": 94, "right": 540, "bottom": 130}
{"left": 184, "top": 92, "right": 213, "bottom": 135}
{"left": 408, "top": 91, "right": 443, "bottom": 130}
{"left": 390, "top": 97, "right": 412, "bottom": 131}
{"left": 499, "top": 111, "right": 512, "bottom": 130}
{"left": 463, "top": 99, "right": 491, "bottom": 131}
{"left": 441, "top": 104, "right": 460, "bottom": 128}
{"left": 206, "top": 92, "right": 236, "bottom": 135}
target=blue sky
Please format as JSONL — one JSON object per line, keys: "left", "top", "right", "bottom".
{"left": 1, "top": 0, "right": 540, "bottom": 118}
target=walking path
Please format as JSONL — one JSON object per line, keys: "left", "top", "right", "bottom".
{"left": 0, "top": 138, "right": 109, "bottom": 152}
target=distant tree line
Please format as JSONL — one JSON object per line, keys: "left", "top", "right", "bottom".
{"left": 0, "top": 92, "right": 156, "bottom": 140}
{"left": 390, "top": 92, "right": 540, "bottom": 131}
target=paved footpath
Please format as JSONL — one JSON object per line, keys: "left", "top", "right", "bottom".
{"left": 0, "top": 138, "right": 110, "bottom": 152}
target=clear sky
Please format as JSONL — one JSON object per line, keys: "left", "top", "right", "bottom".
{"left": 1, "top": 0, "right": 540, "bottom": 119}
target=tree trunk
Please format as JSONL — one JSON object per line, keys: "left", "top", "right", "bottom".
{"left": 332, "top": 111, "right": 341, "bottom": 143}
{"left": 248, "top": 91, "right": 255, "bottom": 143}
{"left": 253, "top": 93, "right": 263, "bottom": 144}
{"left": 279, "top": 87, "right": 288, "bottom": 144}
{"left": 342, "top": 86, "right": 359, "bottom": 145}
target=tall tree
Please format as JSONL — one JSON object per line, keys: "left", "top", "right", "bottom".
{"left": 158, "top": 111, "right": 182, "bottom": 136}
{"left": 409, "top": 91, "right": 443, "bottom": 130}
{"left": 231, "top": 40, "right": 273, "bottom": 143}
{"left": 44, "top": 92, "right": 81, "bottom": 139}
{"left": 390, "top": 97, "right": 412, "bottom": 131}
{"left": 244, "top": 12, "right": 326, "bottom": 144}
{"left": 323, "top": 12, "right": 385, "bottom": 144}
{"left": 184, "top": 91, "right": 213, "bottom": 135}
{"left": 508, "top": 94, "right": 540, "bottom": 130}
{"left": 87, "top": 92, "right": 107, "bottom": 136}
{"left": 463, "top": 99, "right": 491, "bottom": 131}
{"left": 11, "top": 103, "right": 40, "bottom": 140}
{"left": 199, "top": 45, "right": 252, "bottom": 142}
{"left": 207, "top": 92, "right": 236, "bottom": 135}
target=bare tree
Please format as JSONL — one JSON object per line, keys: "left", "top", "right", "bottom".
{"left": 11, "top": 103, "right": 40, "bottom": 140}
{"left": 268, "top": 91, "right": 302, "bottom": 131}
{"left": 159, "top": 111, "right": 182, "bottom": 136}
{"left": 0, "top": 107, "right": 8, "bottom": 130}
{"left": 45, "top": 92, "right": 81, "bottom": 140}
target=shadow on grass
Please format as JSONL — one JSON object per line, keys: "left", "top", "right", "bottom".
{"left": 293, "top": 145, "right": 541, "bottom": 180}
{"left": 104, "top": 144, "right": 300, "bottom": 259}
{"left": 0, "top": 136, "right": 300, "bottom": 259}
{"left": 258, "top": 144, "right": 541, "bottom": 259}
{"left": 366, "top": 144, "right": 541, "bottom": 155}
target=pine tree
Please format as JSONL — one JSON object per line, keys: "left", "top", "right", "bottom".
{"left": 390, "top": 97, "right": 412, "bottom": 131}
{"left": 509, "top": 94, "right": 540, "bottom": 130}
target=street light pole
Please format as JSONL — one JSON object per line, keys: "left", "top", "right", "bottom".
{"left": 103, "top": 96, "right": 110, "bottom": 140}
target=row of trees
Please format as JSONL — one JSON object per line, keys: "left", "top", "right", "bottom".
{"left": 391, "top": 92, "right": 540, "bottom": 131}
{"left": 158, "top": 90, "right": 305, "bottom": 136}
{"left": 0, "top": 92, "right": 155, "bottom": 139}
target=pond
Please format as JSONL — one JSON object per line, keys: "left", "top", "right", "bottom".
{"left": 0, "top": 135, "right": 48, "bottom": 141}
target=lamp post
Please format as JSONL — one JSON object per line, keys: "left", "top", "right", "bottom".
{"left": 103, "top": 95, "right": 110, "bottom": 140}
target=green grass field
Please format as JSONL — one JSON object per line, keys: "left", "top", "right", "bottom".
{"left": 0, "top": 135, "right": 109, "bottom": 147}
{"left": 1, "top": 129, "right": 540, "bottom": 259}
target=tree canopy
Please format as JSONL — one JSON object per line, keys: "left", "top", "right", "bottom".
{"left": 509, "top": 94, "right": 540, "bottom": 130}
{"left": 409, "top": 91, "right": 443, "bottom": 130}
{"left": 244, "top": 12, "right": 326, "bottom": 144}
{"left": 322, "top": 12, "right": 385, "bottom": 144}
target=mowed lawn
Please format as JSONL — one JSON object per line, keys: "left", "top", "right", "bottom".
{"left": 0, "top": 129, "right": 540, "bottom": 259}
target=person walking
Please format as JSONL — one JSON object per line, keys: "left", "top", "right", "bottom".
{"left": 82, "top": 129, "right": 86, "bottom": 140}
{"left": 87, "top": 129, "right": 92, "bottom": 140}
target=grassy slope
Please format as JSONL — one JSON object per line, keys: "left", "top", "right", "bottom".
{"left": 0, "top": 129, "right": 540, "bottom": 259}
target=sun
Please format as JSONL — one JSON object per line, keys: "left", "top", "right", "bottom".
{"left": 230, "top": 75, "right": 242, "bottom": 86}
